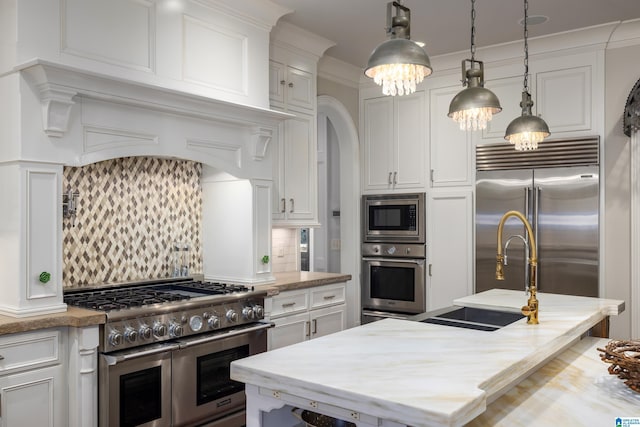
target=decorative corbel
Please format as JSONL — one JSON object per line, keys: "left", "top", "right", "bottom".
{"left": 250, "top": 126, "right": 273, "bottom": 160}
{"left": 37, "top": 83, "right": 77, "bottom": 138}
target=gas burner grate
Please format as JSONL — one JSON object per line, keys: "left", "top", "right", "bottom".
{"left": 64, "top": 287, "right": 192, "bottom": 311}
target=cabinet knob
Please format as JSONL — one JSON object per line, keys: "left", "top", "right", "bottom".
{"left": 288, "top": 82, "right": 294, "bottom": 88}
{"left": 39, "top": 272, "right": 51, "bottom": 283}
{"left": 280, "top": 80, "right": 286, "bottom": 85}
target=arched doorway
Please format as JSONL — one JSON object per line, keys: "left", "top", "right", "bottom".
{"left": 317, "top": 95, "right": 361, "bottom": 327}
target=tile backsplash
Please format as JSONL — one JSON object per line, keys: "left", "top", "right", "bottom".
{"left": 62, "top": 157, "right": 203, "bottom": 288}
{"left": 271, "top": 228, "right": 298, "bottom": 273}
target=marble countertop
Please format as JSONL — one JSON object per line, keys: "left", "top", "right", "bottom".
{"left": 467, "top": 336, "right": 640, "bottom": 426}
{"left": 256, "top": 271, "right": 352, "bottom": 296}
{"left": 231, "top": 289, "right": 624, "bottom": 427}
{"left": 0, "top": 306, "right": 105, "bottom": 335}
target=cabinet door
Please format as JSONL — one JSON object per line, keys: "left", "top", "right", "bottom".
{"left": 362, "top": 96, "right": 394, "bottom": 192}
{"left": 310, "top": 305, "right": 346, "bottom": 339}
{"left": 429, "top": 86, "right": 473, "bottom": 187}
{"left": 427, "top": 190, "right": 474, "bottom": 311}
{"left": 394, "top": 91, "right": 426, "bottom": 189}
{"left": 268, "top": 312, "right": 310, "bottom": 351}
{"left": 269, "top": 60, "right": 286, "bottom": 107}
{"left": 286, "top": 66, "right": 314, "bottom": 112}
{"left": 283, "top": 112, "right": 317, "bottom": 223}
{"left": 0, "top": 365, "right": 65, "bottom": 427}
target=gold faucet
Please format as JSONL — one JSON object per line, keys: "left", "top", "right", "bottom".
{"left": 496, "top": 210, "right": 539, "bottom": 324}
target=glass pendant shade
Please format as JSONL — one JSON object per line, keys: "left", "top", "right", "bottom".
{"left": 448, "top": 65, "right": 502, "bottom": 131}
{"left": 505, "top": 91, "right": 550, "bottom": 151}
{"left": 364, "top": 1, "right": 432, "bottom": 96}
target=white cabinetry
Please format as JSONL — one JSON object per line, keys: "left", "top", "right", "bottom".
{"left": 428, "top": 85, "right": 474, "bottom": 187}
{"left": 361, "top": 90, "right": 427, "bottom": 192}
{"left": 269, "top": 60, "right": 314, "bottom": 112}
{"left": 0, "top": 329, "right": 66, "bottom": 427}
{"left": 0, "top": 163, "right": 65, "bottom": 317}
{"left": 269, "top": 24, "right": 333, "bottom": 226}
{"left": 426, "top": 190, "right": 474, "bottom": 311}
{"left": 267, "top": 283, "right": 347, "bottom": 351}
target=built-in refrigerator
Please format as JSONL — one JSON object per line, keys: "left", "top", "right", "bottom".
{"left": 475, "top": 137, "right": 600, "bottom": 297}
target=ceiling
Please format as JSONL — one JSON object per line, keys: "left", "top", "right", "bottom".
{"left": 270, "top": 0, "right": 640, "bottom": 69}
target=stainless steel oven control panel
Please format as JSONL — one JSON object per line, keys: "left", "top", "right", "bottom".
{"left": 362, "top": 243, "right": 426, "bottom": 259}
{"left": 100, "top": 298, "right": 265, "bottom": 352}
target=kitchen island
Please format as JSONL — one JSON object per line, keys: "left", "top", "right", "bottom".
{"left": 230, "top": 289, "right": 625, "bottom": 427}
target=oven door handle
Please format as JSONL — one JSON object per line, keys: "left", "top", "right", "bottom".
{"left": 362, "top": 257, "right": 425, "bottom": 265}
{"left": 102, "top": 342, "right": 180, "bottom": 366}
{"left": 176, "top": 322, "right": 274, "bottom": 349}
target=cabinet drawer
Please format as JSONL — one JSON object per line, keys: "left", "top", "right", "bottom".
{"left": 270, "top": 290, "right": 309, "bottom": 318}
{"left": 0, "top": 329, "right": 61, "bottom": 376}
{"left": 310, "top": 283, "right": 346, "bottom": 309}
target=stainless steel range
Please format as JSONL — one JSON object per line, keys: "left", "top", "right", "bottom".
{"left": 64, "top": 277, "right": 271, "bottom": 427}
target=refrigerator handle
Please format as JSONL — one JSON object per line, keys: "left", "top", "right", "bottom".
{"left": 534, "top": 186, "right": 541, "bottom": 290}
{"left": 524, "top": 187, "right": 531, "bottom": 224}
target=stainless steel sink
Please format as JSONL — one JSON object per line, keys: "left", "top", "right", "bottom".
{"left": 412, "top": 306, "right": 524, "bottom": 331}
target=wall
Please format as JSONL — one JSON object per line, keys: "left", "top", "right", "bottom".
{"left": 62, "top": 157, "right": 202, "bottom": 287}
{"left": 604, "top": 43, "right": 640, "bottom": 339}
{"left": 317, "top": 76, "right": 359, "bottom": 131}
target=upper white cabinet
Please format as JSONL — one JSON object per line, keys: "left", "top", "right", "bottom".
{"left": 428, "top": 85, "right": 474, "bottom": 188}
{"left": 269, "top": 23, "right": 334, "bottom": 226}
{"left": 361, "top": 90, "right": 427, "bottom": 193}
{"left": 269, "top": 60, "right": 314, "bottom": 112}
{"left": 271, "top": 112, "right": 318, "bottom": 224}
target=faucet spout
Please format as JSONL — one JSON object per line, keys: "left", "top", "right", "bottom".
{"left": 496, "top": 210, "right": 539, "bottom": 325}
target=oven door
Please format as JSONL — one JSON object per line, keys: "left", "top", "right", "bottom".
{"left": 172, "top": 323, "right": 271, "bottom": 427}
{"left": 99, "top": 342, "right": 177, "bottom": 427}
{"left": 362, "top": 257, "right": 426, "bottom": 314}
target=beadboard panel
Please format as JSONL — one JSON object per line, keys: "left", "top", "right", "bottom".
{"left": 62, "top": 157, "right": 203, "bottom": 287}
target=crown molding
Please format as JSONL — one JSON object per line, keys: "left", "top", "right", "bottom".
{"left": 193, "top": 0, "right": 291, "bottom": 31}
{"left": 271, "top": 21, "right": 336, "bottom": 60}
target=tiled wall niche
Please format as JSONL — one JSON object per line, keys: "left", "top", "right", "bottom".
{"left": 62, "top": 157, "right": 203, "bottom": 288}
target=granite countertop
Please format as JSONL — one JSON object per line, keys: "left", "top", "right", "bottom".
{"left": 0, "top": 306, "right": 105, "bottom": 335}
{"left": 231, "top": 289, "right": 624, "bottom": 427}
{"left": 256, "top": 271, "right": 352, "bottom": 296}
{"left": 467, "top": 336, "right": 640, "bottom": 426}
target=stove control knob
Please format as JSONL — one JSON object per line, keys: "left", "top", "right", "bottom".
{"left": 108, "top": 330, "right": 123, "bottom": 347}
{"left": 139, "top": 325, "right": 152, "bottom": 340}
{"left": 169, "top": 322, "right": 184, "bottom": 338}
{"left": 253, "top": 305, "right": 264, "bottom": 318}
{"left": 153, "top": 322, "right": 167, "bottom": 338}
{"left": 242, "top": 306, "right": 255, "bottom": 320}
{"left": 226, "top": 309, "right": 238, "bottom": 323}
{"left": 124, "top": 327, "right": 138, "bottom": 343}
{"left": 207, "top": 315, "right": 220, "bottom": 329}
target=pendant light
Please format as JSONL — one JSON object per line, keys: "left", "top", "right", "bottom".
{"left": 504, "top": 0, "right": 550, "bottom": 150}
{"left": 364, "top": 1, "right": 432, "bottom": 96}
{"left": 448, "top": 0, "right": 502, "bottom": 131}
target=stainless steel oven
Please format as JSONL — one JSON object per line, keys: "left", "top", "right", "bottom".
{"left": 361, "top": 242, "right": 426, "bottom": 319}
{"left": 100, "top": 323, "right": 270, "bottom": 427}
{"left": 64, "top": 278, "right": 271, "bottom": 427}
{"left": 362, "top": 193, "right": 425, "bottom": 243}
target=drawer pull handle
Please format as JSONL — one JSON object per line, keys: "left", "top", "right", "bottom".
{"left": 323, "top": 295, "right": 336, "bottom": 300}
{"left": 312, "top": 319, "right": 317, "bottom": 334}
{"left": 305, "top": 321, "right": 310, "bottom": 337}
{"left": 282, "top": 302, "right": 296, "bottom": 308}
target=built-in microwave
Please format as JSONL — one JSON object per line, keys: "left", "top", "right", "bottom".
{"left": 362, "top": 193, "right": 426, "bottom": 243}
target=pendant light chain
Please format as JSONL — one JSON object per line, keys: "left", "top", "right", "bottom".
{"left": 470, "top": 0, "right": 477, "bottom": 62}
{"left": 523, "top": 0, "right": 530, "bottom": 92}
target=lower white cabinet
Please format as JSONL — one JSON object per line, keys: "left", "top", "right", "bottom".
{"left": 267, "top": 283, "right": 347, "bottom": 351}
{"left": 0, "top": 329, "right": 66, "bottom": 427}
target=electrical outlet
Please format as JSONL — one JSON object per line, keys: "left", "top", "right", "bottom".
{"left": 278, "top": 247, "right": 285, "bottom": 257}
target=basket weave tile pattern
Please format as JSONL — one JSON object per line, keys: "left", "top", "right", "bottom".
{"left": 598, "top": 339, "right": 640, "bottom": 393}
